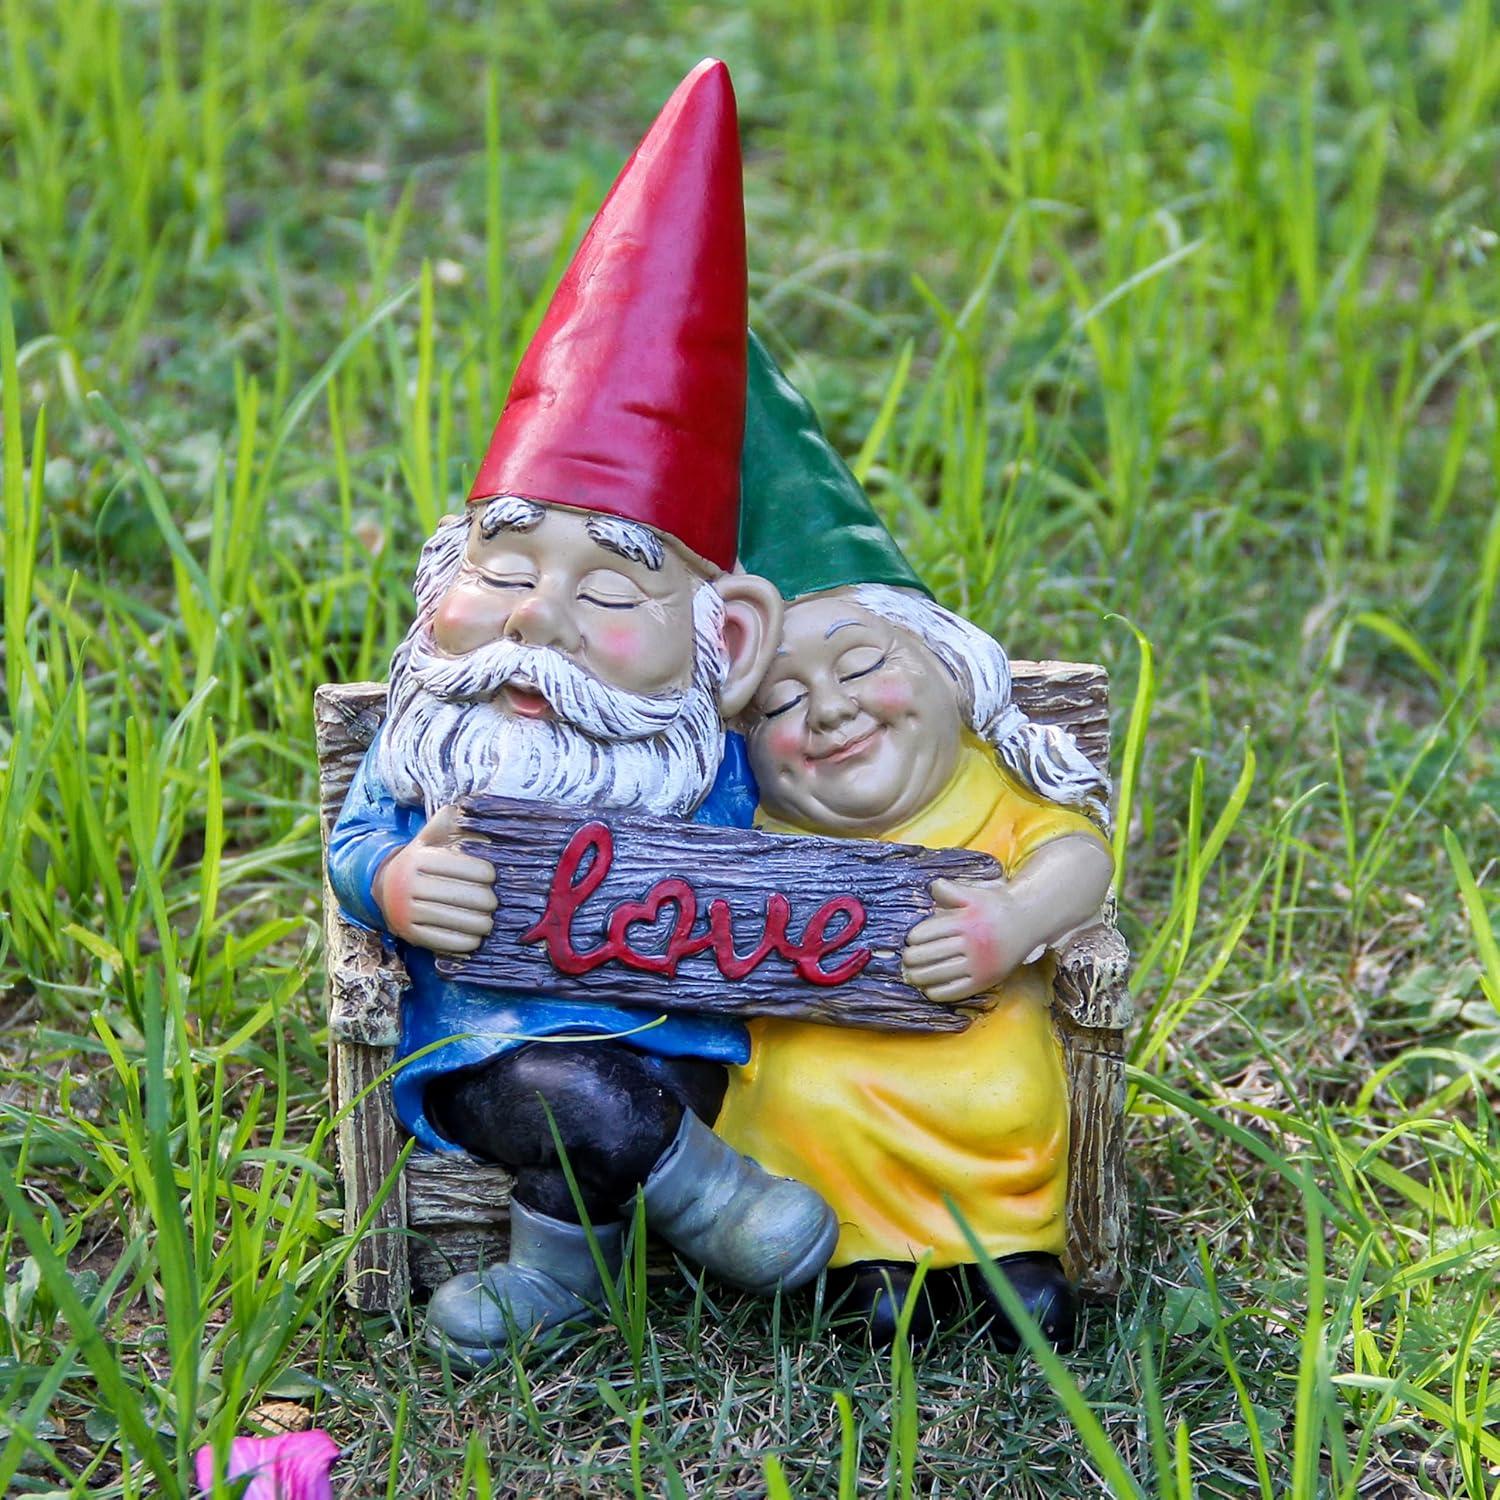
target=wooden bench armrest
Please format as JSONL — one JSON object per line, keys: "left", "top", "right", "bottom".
{"left": 326, "top": 892, "right": 406, "bottom": 1046}
{"left": 1052, "top": 919, "right": 1132, "bottom": 1031}
{"left": 316, "top": 681, "right": 407, "bottom": 1048}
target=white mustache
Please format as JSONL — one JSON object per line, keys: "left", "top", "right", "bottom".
{"left": 406, "top": 636, "right": 686, "bottom": 742}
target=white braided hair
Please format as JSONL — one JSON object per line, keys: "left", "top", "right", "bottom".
{"left": 848, "top": 585, "right": 1110, "bottom": 826}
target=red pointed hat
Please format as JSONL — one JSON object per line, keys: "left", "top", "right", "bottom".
{"left": 467, "top": 59, "right": 746, "bottom": 572}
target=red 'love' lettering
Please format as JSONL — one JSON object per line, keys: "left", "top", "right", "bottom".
{"left": 519, "top": 823, "right": 871, "bottom": 987}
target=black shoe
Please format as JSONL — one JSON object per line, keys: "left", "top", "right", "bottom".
{"left": 827, "top": 1260, "right": 943, "bottom": 1349}
{"left": 961, "top": 1253, "right": 1077, "bottom": 1354}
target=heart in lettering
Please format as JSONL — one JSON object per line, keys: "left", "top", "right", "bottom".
{"left": 604, "top": 878, "right": 701, "bottom": 977}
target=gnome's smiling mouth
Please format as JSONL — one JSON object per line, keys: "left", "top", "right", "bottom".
{"left": 810, "top": 725, "right": 881, "bottom": 766}
{"left": 498, "top": 683, "right": 553, "bottom": 720}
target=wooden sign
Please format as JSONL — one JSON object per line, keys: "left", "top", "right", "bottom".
{"left": 437, "top": 794, "right": 1003, "bottom": 1032}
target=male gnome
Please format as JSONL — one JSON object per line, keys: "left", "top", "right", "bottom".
{"left": 327, "top": 62, "right": 836, "bottom": 1366}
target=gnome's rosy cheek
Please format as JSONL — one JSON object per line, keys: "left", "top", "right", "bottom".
{"left": 767, "top": 721, "right": 806, "bottom": 761}
{"left": 595, "top": 621, "right": 647, "bottom": 664}
{"left": 867, "top": 673, "right": 917, "bottom": 721}
{"left": 431, "top": 585, "right": 496, "bottom": 655}
{"left": 585, "top": 613, "right": 694, "bottom": 696}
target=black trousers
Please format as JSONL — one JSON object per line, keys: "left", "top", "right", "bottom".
{"left": 425, "top": 1042, "right": 727, "bottom": 1222}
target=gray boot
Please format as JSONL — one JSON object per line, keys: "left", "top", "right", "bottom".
{"left": 638, "top": 1112, "right": 838, "bottom": 1294}
{"left": 425, "top": 1200, "right": 623, "bottom": 1368}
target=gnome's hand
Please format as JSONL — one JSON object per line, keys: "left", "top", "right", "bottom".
{"left": 372, "top": 805, "right": 498, "bottom": 955}
{"left": 901, "top": 879, "right": 1035, "bottom": 1006}
{"left": 903, "top": 835, "right": 1113, "bottom": 1004}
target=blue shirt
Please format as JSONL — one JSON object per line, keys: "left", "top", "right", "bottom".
{"left": 326, "top": 728, "right": 758, "bottom": 1151}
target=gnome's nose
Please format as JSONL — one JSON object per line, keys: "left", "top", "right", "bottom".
{"left": 503, "top": 585, "right": 580, "bottom": 653}
{"left": 807, "top": 680, "right": 859, "bottom": 733}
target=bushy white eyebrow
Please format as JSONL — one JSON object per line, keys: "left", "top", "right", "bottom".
{"left": 585, "top": 514, "right": 664, "bottom": 571}
{"left": 479, "top": 495, "right": 546, "bottom": 539}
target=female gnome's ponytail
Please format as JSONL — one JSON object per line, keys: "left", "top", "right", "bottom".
{"left": 849, "top": 586, "right": 1110, "bottom": 828}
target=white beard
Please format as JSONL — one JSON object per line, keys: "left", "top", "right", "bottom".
{"left": 375, "top": 572, "right": 729, "bottom": 819}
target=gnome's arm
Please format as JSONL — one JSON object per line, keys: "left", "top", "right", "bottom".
{"left": 902, "top": 833, "right": 1113, "bottom": 1005}
{"left": 327, "top": 734, "right": 421, "bottom": 934}
{"left": 328, "top": 736, "right": 497, "bottom": 953}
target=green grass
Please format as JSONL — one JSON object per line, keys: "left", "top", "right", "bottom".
{"left": 2, "top": 0, "right": 1499, "bottom": 1494}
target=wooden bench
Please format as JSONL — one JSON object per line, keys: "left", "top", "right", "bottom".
{"left": 315, "top": 664, "right": 1132, "bottom": 1311}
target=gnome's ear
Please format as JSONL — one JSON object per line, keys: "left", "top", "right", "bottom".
{"left": 712, "top": 572, "right": 784, "bottom": 717}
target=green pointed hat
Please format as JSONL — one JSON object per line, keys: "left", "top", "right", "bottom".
{"left": 738, "top": 332, "right": 931, "bottom": 600}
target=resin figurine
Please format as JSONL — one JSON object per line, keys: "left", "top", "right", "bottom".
{"left": 325, "top": 63, "right": 837, "bottom": 1366}
{"left": 714, "top": 335, "right": 1116, "bottom": 1347}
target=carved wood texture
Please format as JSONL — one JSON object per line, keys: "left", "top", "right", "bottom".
{"left": 406, "top": 1152, "right": 513, "bottom": 1294}
{"left": 317, "top": 662, "right": 1131, "bottom": 1307}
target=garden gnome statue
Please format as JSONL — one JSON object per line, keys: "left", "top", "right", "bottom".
{"left": 715, "top": 335, "right": 1115, "bottom": 1348}
{"left": 327, "top": 66, "right": 836, "bottom": 1366}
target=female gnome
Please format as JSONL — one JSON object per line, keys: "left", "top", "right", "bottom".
{"left": 714, "top": 335, "right": 1115, "bottom": 1349}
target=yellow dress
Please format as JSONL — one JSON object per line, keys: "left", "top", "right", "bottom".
{"left": 715, "top": 739, "right": 1107, "bottom": 1267}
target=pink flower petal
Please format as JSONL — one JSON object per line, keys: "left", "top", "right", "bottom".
{"left": 195, "top": 1429, "right": 340, "bottom": 1499}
